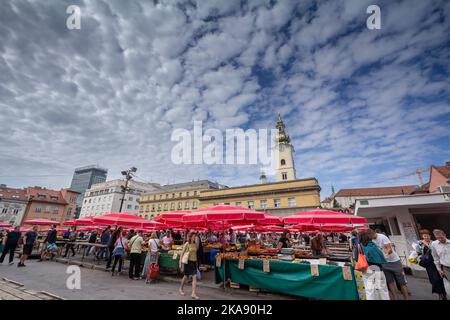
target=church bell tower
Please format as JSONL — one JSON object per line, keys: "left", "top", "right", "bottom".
{"left": 274, "top": 112, "right": 296, "bottom": 182}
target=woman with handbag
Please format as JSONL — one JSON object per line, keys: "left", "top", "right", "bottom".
{"left": 358, "top": 231, "right": 390, "bottom": 300}
{"left": 142, "top": 232, "right": 160, "bottom": 280}
{"left": 111, "top": 230, "right": 128, "bottom": 276}
{"left": 415, "top": 229, "right": 447, "bottom": 300}
{"left": 179, "top": 232, "right": 200, "bottom": 299}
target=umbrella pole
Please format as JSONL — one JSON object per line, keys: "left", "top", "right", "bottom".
{"left": 223, "top": 220, "right": 226, "bottom": 290}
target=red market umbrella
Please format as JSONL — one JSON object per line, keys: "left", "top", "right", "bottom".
{"left": 258, "top": 214, "right": 283, "bottom": 225}
{"left": 141, "top": 220, "right": 167, "bottom": 229}
{"left": 22, "top": 219, "right": 61, "bottom": 226}
{"left": 283, "top": 209, "right": 367, "bottom": 225}
{"left": 255, "top": 225, "right": 285, "bottom": 232}
{"left": 8, "top": 227, "right": 32, "bottom": 232}
{"left": 182, "top": 205, "right": 265, "bottom": 223}
{"left": 92, "top": 213, "right": 167, "bottom": 229}
{"left": 74, "top": 217, "right": 95, "bottom": 226}
{"left": 160, "top": 210, "right": 191, "bottom": 221}
{"left": 289, "top": 223, "right": 355, "bottom": 233}
{"left": 62, "top": 220, "right": 77, "bottom": 226}
{"left": 0, "top": 222, "right": 13, "bottom": 228}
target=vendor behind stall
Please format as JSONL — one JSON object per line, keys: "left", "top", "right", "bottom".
{"left": 277, "top": 231, "right": 292, "bottom": 251}
{"left": 311, "top": 233, "right": 330, "bottom": 256}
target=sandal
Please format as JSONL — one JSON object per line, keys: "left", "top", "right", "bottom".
{"left": 179, "top": 289, "right": 185, "bottom": 296}
{"left": 191, "top": 294, "right": 200, "bottom": 300}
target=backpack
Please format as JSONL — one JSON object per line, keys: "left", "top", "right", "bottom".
{"left": 419, "top": 246, "right": 433, "bottom": 268}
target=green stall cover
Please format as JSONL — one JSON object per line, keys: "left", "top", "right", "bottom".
{"left": 215, "top": 259, "right": 359, "bottom": 300}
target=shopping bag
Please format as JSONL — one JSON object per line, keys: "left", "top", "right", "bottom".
{"left": 355, "top": 245, "right": 369, "bottom": 272}
{"left": 147, "top": 264, "right": 160, "bottom": 281}
{"left": 196, "top": 268, "right": 201, "bottom": 281}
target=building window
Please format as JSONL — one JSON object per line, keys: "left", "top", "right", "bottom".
{"left": 129, "top": 196, "right": 133, "bottom": 201}
{"left": 170, "top": 203, "right": 175, "bottom": 210}
{"left": 1, "top": 208, "right": 7, "bottom": 214}
{"left": 224, "top": 202, "right": 230, "bottom": 205}
{"left": 145, "top": 215, "right": 148, "bottom": 220}
{"left": 172, "top": 193, "right": 175, "bottom": 199}
{"left": 281, "top": 159, "right": 286, "bottom": 166}
{"left": 274, "top": 199, "right": 281, "bottom": 208}
{"left": 185, "top": 201, "right": 190, "bottom": 209}
{"left": 288, "top": 198, "right": 296, "bottom": 207}
{"left": 164, "top": 203, "right": 168, "bottom": 211}
{"left": 177, "top": 202, "right": 182, "bottom": 210}
{"left": 192, "top": 201, "right": 197, "bottom": 209}
{"left": 260, "top": 200, "right": 267, "bottom": 209}
{"left": 127, "top": 204, "right": 132, "bottom": 210}
{"left": 166, "top": 194, "right": 169, "bottom": 199}
{"left": 179, "top": 192, "right": 182, "bottom": 198}
{"left": 157, "top": 204, "right": 162, "bottom": 211}
{"left": 53, "top": 207, "right": 59, "bottom": 214}
{"left": 282, "top": 172, "right": 288, "bottom": 180}
{"left": 45, "top": 206, "right": 50, "bottom": 213}
{"left": 194, "top": 191, "right": 198, "bottom": 196}
{"left": 159, "top": 195, "right": 162, "bottom": 200}
{"left": 135, "top": 205, "right": 139, "bottom": 210}
{"left": 235, "top": 202, "right": 242, "bottom": 207}
{"left": 186, "top": 192, "right": 190, "bottom": 197}
{"left": 152, "top": 205, "right": 155, "bottom": 212}
{"left": 145, "top": 205, "right": 149, "bottom": 212}
{"left": 248, "top": 201, "right": 254, "bottom": 209}
{"left": 13, "top": 208, "right": 19, "bottom": 215}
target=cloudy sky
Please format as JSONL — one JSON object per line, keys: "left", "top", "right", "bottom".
{"left": 1, "top": 0, "right": 449, "bottom": 197}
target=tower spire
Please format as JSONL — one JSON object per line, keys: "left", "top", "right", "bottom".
{"left": 276, "top": 112, "right": 290, "bottom": 144}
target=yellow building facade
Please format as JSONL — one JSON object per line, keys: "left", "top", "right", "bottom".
{"left": 138, "top": 180, "right": 221, "bottom": 219}
{"left": 199, "top": 178, "right": 321, "bottom": 217}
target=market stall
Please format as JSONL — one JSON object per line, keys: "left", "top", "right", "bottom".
{"left": 215, "top": 255, "right": 359, "bottom": 300}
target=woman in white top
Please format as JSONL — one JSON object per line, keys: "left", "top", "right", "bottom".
{"left": 161, "top": 230, "right": 173, "bottom": 253}
{"left": 111, "top": 230, "right": 128, "bottom": 276}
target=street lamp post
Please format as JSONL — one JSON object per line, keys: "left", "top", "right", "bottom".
{"left": 118, "top": 167, "right": 137, "bottom": 213}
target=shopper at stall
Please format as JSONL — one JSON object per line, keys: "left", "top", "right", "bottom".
{"left": 358, "top": 231, "right": 390, "bottom": 300}
{"left": 179, "top": 232, "right": 200, "bottom": 299}
{"left": 63, "top": 227, "right": 78, "bottom": 258}
{"left": 430, "top": 229, "right": 450, "bottom": 296}
{"left": 96, "top": 226, "right": 111, "bottom": 260}
{"left": 161, "top": 230, "right": 173, "bottom": 253}
{"left": 350, "top": 230, "right": 359, "bottom": 261}
{"left": 127, "top": 229, "right": 135, "bottom": 240}
{"left": 194, "top": 231, "right": 204, "bottom": 267}
{"left": 414, "top": 229, "right": 447, "bottom": 300}
{"left": 367, "top": 228, "right": 409, "bottom": 300}
{"left": 106, "top": 226, "right": 122, "bottom": 269}
{"left": 86, "top": 229, "right": 98, "bottom": 256}
{"left": 111, "top": 230, "right": 128, "bottom": 276}
{"left": 0, "top": 226, "right": 21, "bottom": 265}
{"left": 18, "top": 226, "right": 38, "bottom": 267}
{"left": 128, "top": 230, "right": 144, "bottom": 280}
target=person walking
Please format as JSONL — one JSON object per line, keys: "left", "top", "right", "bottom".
{"left": 128, "top": 230, "right": 144, "bottom": 280}
{"left": 18, "top": 226, "right": 38, "bottom": 267}
{"left": 359, "top": 231, "right": 390, "bottom": 300}
{"left": 143, "top": 232, "right": 160, "bottom": 282}
{"left": 0, "top": 226, "right": 21, "bottom": 265}
{"left": 430, "top": 229, "right": 450, "bottom": 297}
{"left": 40, "top": 224, "right": 58, "bottom": 261}
{"left": 179, "top": 232, "right": 200, "bottom": 299}
{"left": 350, "top": 230, "right": 359, "bottom": 261}
{"left": 367, "top": 228, "right": 409, "bottom": 300}
{"left": 111, "top": 230, "right": 128, "bottom": 276}
{"left": 96, "top": 226, "right": 111, "bottom": 260}
{"left": 106, "top": 226, "right": 121, "bottom": 269}
{"left": 63, "top": 227, "right": 78, "bottom": 258}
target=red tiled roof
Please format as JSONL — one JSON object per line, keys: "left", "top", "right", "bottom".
{"left": 26, "top": 187, "right": 68, "bottom": 205}
{"left": 334, "top": 185, "right": 418, "bottom": 197}
{"left": 321, "top": 197, "right": 333, "bottom": 203}
{"left": 0, "top": 186, "right": 28, "bottom": 202}
{"left": 433, "top": 165, "right": 450, "bottom": 179}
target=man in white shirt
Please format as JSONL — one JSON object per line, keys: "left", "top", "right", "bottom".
{"left": 430, "top": 229, "right": 450, "bottom": 281}
{"left": 367, "top": 229, "right": 408, "bottom": 300}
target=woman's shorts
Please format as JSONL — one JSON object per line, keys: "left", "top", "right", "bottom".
{"left": 183, "top": 260, "right": 197, "bottom": 276}
{"left": 23, "top": 244, "right": 33, "bottom": 255}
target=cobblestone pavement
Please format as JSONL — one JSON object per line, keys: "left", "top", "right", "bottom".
{"left": 0, "top": 259, "right": 441, "bottom": 300}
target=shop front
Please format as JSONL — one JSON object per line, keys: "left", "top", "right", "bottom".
{"left": 355, "top": 193, "right": 450, "bottom": 273}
